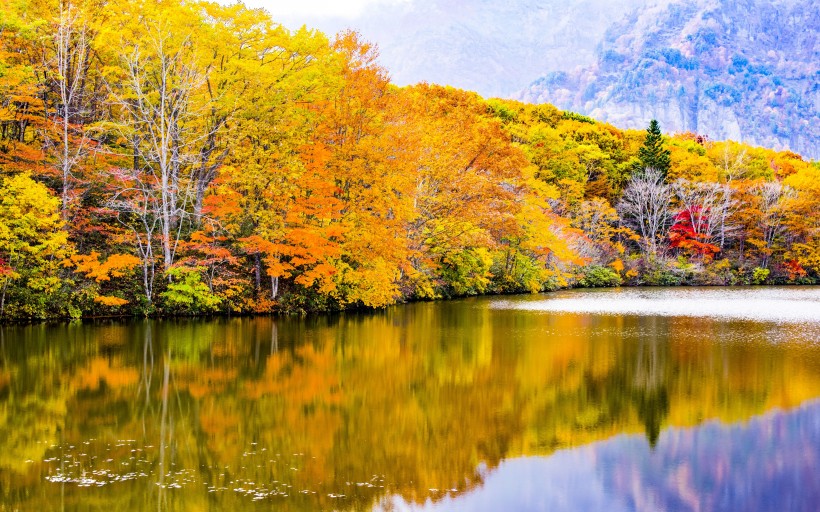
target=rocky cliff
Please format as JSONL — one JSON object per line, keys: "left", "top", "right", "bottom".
{"left": 517, "top": 0, "right": 819, "bottom": 159}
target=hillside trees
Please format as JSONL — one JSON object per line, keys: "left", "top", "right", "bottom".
{"left": 0, "top": 0, "right": 817, "bottom": 320}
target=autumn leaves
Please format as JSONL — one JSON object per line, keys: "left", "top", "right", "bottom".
{"left": 0, "top": 1, "right": 572, "bottom": 317}
{"left": 0, "top": 0, "right": 818, "bottom": 319}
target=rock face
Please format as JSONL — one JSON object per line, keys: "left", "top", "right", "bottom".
{"left": 516, "top": 0, "right": 820, "bottom": 159}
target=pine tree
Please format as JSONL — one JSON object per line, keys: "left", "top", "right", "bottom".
{"left": 638, "top": 119, "right": 671, "bottom": 179}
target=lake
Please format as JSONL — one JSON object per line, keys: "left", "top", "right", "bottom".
{"left": 1, "top": 287, "right": 819, "bottom": 511}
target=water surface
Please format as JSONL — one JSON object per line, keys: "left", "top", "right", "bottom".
{"left": 1, "top": 287, "right": 819, "bottom": 511}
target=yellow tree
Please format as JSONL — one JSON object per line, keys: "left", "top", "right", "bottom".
{"left": 0, "top": 173, "right": 70, "bottom": 318}
{"left": 317, "top": 31, "right": 412, "bottom": 307}
{"left": 0, "top": 1, "right": 48, "bottom": 153}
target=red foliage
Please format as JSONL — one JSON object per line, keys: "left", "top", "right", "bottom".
{"left": 669, "top": 207, "right": 720, "bottom": 260}
{"left": 0, "top": 257, "right": 12, "bottom": 276}
{"left": 782, "top": 259, "right": 806, "bottom": 281}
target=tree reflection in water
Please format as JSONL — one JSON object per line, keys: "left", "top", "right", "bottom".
{"left": 0, "top": 290, "right": 819, "bottom": 510}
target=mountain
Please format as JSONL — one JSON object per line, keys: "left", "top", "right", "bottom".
{"left": 516, "top": 0, "right": 820, "bottom": 159}
{"left": 274, "top": 0, "right": 658, "bottom": 98}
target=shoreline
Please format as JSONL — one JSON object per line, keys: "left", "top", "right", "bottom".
{"left": 2, "top": 282, "right": 815, "bottom": 326}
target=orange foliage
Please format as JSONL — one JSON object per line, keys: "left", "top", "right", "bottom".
{"left": 93, "top": 295, "right": 128, "bottom": 307}
{"left": 67, "top": 252, "right": 140, "bottom": 282}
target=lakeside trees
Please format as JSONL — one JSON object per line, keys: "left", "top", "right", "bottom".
{"left": 0, "top": 0, "right": 818, "bottom": 319}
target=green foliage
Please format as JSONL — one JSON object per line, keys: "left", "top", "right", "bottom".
{"left": 694, "top": 258, "right": 739, "bottom": 286}
{"left": 486, "top": 99, "right": 518, "bottom": 122}
{"left": 490, "top": 250, "right": 556, "bottom": 294}
{"left": 561, "top": 111, "right": 596, "bottom": 124}
{"left": 752, "top": 267, "right": 770, "bottom": 285}
{"left": 439, "top": 248, "right": 494, "bottom": 297}
{"left": 638, "top": 119, "right": 671, "bottom": 179}
{"left": 160, "top": 267, "right": 222, "bottom": 314}
{"left": 578, "top": 265, "right": 623, "bottom": 288}
{"left": 67, "top": 303, "right": 82, "bottom": 320}
{"left": 640, "top": 259, "right": 687, "bottom": 286}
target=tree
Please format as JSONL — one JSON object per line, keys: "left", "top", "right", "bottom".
{"left": 669, "top": 179, "right": 737, "bottom": 260}
{"left": 320, "top": 31, "right": 410, "bottom": 307}
{"left": 113, "top": 20, "right": 203, "bottom": 274}
{"left": 0, "top": 4, "right": 47, "bottom": 149}
{"left": 0, "top": 173, "right": 70, "bottom": 318}
{"left": 100, "top": 0, "right": 213, "bottom": 303}
{"left": 749, "top": 181, "right": 797, "bottom": 269}
{"left": 44, "top": 0, "right": 95, "bottom": 220}
{"left": 617, "top": 168, "right": 672, "bottom": 257}
{"left": 570, "top": 197, "right": 634, "bottom": 266}
{"left": 213, "top": 23, "right": 340, "bottom": 306}
{"left": 638, "top": 120, "right": 671, "bottom": 179}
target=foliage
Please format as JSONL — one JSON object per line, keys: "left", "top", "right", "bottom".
{"left": 578, "top": 265, "right": 623, "bottom": 288}
{"left": 0, "top": 173, "right": 70, "bottom": 318}
{"left": 160, "top": 267, "right": 222, "bottom": 314}
{"left": 0, "top": 0, "right": 817, "bottom": 321}
{"left": 638, "top": 120, "right": 671, "bottom": 179}
{"left": 752, "top": 267, "right": 770, "bottom": 285}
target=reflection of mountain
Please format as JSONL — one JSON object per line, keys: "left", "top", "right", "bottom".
{"left": 1, "top": 294, "right": 820, "bottom": 510}
{"left": 600, "top": 401, "right": 820, "bottom": 511}
{"left": 398, "top": 400, "right": 820, "bottom": 512}
{"left": 517, "top": 0, "right": 820, "bottom": 159}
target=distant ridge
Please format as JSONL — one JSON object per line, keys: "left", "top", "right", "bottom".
{"left": 278, "top": 0, "right": 654, "bottom": 98}
{"left": 516, "top": 0, "right": 820, "bottom": 159}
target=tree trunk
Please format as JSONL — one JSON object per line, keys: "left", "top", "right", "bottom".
{"left": 271, "top": 275, "right": 279, "bottom": 300}
{"left": 254, "top": 253, "right": 262, "bottom": 291}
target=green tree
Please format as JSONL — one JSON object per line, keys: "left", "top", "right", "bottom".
{"left": 638, "top": 119, "right": 671, "bottom": 179}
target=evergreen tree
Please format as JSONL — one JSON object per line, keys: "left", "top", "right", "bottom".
{"left": 638, "top": 119, "right": 671, "bottom": 179}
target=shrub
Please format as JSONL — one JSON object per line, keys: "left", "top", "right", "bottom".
{"left": 160, "top": 267, "right": 222, "bottom": 313}
{"left": 751, "top": 267, "right": 770, "bottom": 285}
{"left": 579, "top": 265, "right": 623, "bottom": 288}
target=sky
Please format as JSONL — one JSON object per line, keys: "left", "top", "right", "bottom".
{"left": 233, "top": 0, "right": 410, "bottom": 20}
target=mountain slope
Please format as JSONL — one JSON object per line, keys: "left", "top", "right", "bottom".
{"left": 276, "top": 0, "right": 657, "bottom": 98}
{"left": 517, "top": 0, "right": 820, "bottom": 158}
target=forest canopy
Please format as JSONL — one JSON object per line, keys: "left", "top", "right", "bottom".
{"left": 0, "top": 0, "right": 818, "bottom": 319}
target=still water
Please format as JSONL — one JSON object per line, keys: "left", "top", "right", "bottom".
{"left": 1, "top": 287, "right": 819, "bottom": 511}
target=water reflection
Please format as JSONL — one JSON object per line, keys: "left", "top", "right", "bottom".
{"left": 395, "top": 400, "right": 820, "bottom": 512}
{"left": 0, "top": 288, "right": 819, "bottom": 510}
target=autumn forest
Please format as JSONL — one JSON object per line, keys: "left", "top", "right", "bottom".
{"left": 1, "top": 0, "right": 819, "bottom": 321}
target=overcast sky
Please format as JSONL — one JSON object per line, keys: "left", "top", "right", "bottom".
{"left": 232, "top": 0, "right": 410, "bottom": 21}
